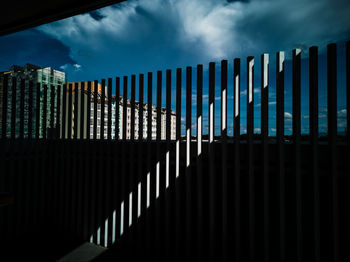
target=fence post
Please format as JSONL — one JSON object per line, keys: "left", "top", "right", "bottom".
{"left": 346, "top": 41, "right": 350, "bottom": 144}
{"left": 74, "top": 83, "right": 79, "bottom": 139}
{"left": 208, "top": 61, "right": 216, "bottom": 261}
{"left": 165, "top": 69, "right": 172, "bottom": 259}
{"left": 327, "top": 43, "right": 338, "bottom": 262}
{"left": 56, "top": 85, "right": 61, "bottom": 139}
{"left": 115, "top": 78, "right": 120, "bottom": 140}
{"left": 261, "top": 53, "right": 269, "bottom": 262}
{"left": 309, "top": 45, "right": 320, "bottom": 262}
{"left": 247, "top": 56, "right": 255, "bottom": 262}
{"left": 67, "top": 83, "right": 72, "bottom": 140}
{"left": 138, "top": 73, "right": 145, "bottom": 249}
{"left": 108, "top": 78, "right": 112, "bottom": 140}
{"left": 28, "top": 81, "right": 33, "bottom": 139}
{"left": 138, "top": 73, "right": 145, "bottom": 218}
{"left": 292, "top": 48, "right": 302, "bottom": 261}
{"left": 221, "top": 59, "right": 228, "bottom": 261}
{"left": 93, "top": 80, "right": 98, "bottom": 140}
{"left": 61, "top": 84, "right": 67, "bottom": 139}
{"left": 80, "top": 82, "right": 85, "bottom": 139}
{"left": 130, "top": 74, "right": 137, "bottom": 246}
{"left": 146, "top": 72, "right": 153, "bottom": 255}
{"left": 123, "top": 77, "right": 127, "bottom": 141}
{"left": 42, "top": 84, "right": 47, "bottom": 139}
{"left": 122, "top": 75, "right": 129, "bottom": 238}
{"left": 233, "top": 58, "right": 241, "bottom": 261}
{"left": 49, "top": 85, "right": 55, "bottom": 139}
{"left": 87, "top": 81, "right": 91, "bottom": 140}
{"left": 277, "top": 51, "right": 285, "bottom": 262}
{"left": 175, "top": 68, "right": 182, "bottom": 260}
{"left": 196, "top": 64, "right": 203, "bottom": 261}
{"left": 11, "top": 77, "right": 16, "bottom": 139}
{"left": 185, "top": 66, "right": 192, "bottom": 260}
{"left": 1, "top": 75, "right": 8, "bottom": 139}
{"left": 19, "top": 78, "right": 25, "bottom": 139}
{"left": 101, "top": 79, "right": 106, "bottom": 140}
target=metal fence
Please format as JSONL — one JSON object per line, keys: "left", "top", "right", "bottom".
{"left": 0, "top": 42, "right": 350, "bottom": 262}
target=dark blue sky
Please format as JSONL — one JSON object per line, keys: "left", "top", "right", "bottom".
{"left": 0, "top": 0, "right": 349, "bottom": 135}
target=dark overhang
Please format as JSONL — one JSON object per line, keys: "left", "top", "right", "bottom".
{"left": 0, "top": 0, "right": 126, "bottom": 36}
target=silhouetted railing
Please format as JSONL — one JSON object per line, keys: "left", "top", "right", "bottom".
{"left": 0, "top": 42, "right": 350, "bottom": 261}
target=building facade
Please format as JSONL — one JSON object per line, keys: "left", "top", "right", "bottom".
{"left": 0, "top": 64, "right": 66, "bottom": 138}
{"left": 66, "top": 82, "right": 176, "bottom": 140}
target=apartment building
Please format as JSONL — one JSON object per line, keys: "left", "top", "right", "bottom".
{"left": 67, "top": 82, "right": 176, "bottom": 140}
{"left": 0, "top": 64, "right": 66, "bottom": 138}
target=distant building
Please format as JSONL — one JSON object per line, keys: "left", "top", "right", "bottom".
{"left": 66, "top": 82, "right": 176, "bottom": 140}
{"left": 63, "top": 81, "right": 108, "bottom": 139}
{"left": 0, "top": 64, "right": 66, "bottom": 138}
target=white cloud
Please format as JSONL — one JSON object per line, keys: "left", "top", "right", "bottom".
{"left": 338, "top": 108, "right": 346, "bottom": 119}
{"left": 73, "top": 64, "right": 82, "bottom": 71}
{"left": 37, "top": 0, "right": 350, "bottom": 81}
{"left": 59, "top": 64, "right": 69, "bottom": 71}
{"left": 241, "top": 88, "right": 261, "bottom": 96}
{"left": 284, "top": 112, "right": 292, "bottom": 119}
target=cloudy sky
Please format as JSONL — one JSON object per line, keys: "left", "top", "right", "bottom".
{"left": 0, "top": 0, "right": 349, "bottom": 135}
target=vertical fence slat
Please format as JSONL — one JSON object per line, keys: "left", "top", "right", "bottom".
{"left": 123, "top": 77, "right": 127, "bottom": 141}
{"left": 276, "top": 51, "right": 285, "bottom": 262}
{"left": 87, "top": 82, "right": 91, "bottom": 140}
{"left": 28, "top": 80, "right": 33, "bottom": 139}
{"left": 130, "top": 74, "right": 136, "bottom": 240}
{"left": 175, "top": 68, "right": 182, "bottom": 178}
{"left": 247, "top": 56, "right": 255, "bottom": 262}
{"left": 93, "top": 80, "right": 98, "bottom": 140}
{"left": 61, "top": 84, "right": 67, "bottom": 139}
{"left": 42, "top": 84, "right": 47, "bottom": 139}
{"left": 80, "top": 82, "right": 85, "bottom": 139}
{"left": 1, "top": 75, "right": 8, "bottom": 139}
{"left": 261, "top": 53, "right": 269, "bottom": 262}
{"left": 146, "top": 72, "right": 153, "bottom": 254}
{"left": 175, "top": 68, "right": 182, "bottom": 260}
{"left": 101, "top": 79, "right": 106, "bottom": 140}
{"left": 131, "top": 75, "right": 136, "bottom": 140}
{"left": 156, "top": 70, "right": 163, "bottom": 259}
{"left": 346, "top": 41, "right": 350, "bottom": 144}
{"left": 19, "top": 78, "right": 25, "bottom": 139}
{"left": 221, "top": 59, "right": 228, "bottom": 261}
{"left": 327, "top": 43, "right": 338, "bottom": 262}
{"left": 122, "top": 75, "right": 129, "bottom": 237}
{"left": 150, "top": 72, "right": 157, "bottom": 253}
{"left": 138, "top": 74, "right": 145, "bottom": 244}
{"left": 165, "top": 69, "right": 172, "bottom": 258}
{"left": 56, "top": 85, "right": 61, "bottom": 139}
{"left": 208, "top": 61, "right": 216, "bottom": 260}
{"left": 108, "top": 78, "right": 112, "bottom": 140}
{"left": 139, "top": 75, "right": 144, "bottom": 141}
{"left": 309, "top": 45, "right": 320, "bottom": 262}
{"left": 67, "top": 83, "right": 72, "bottom": 140}
{"left": 292, "top": 48, "right": 302, "bottom": 261}
{"left": 156, "top": 70, "right": 162, "bottom": 198}
{"left": 11, "top": 77, "right": 16, "bottom": 139}
{"left": 50, "top": 85, "right": 55, "bottom": 139}
{"left": 115, "top": 78, "right": 120, "bottom": 140}
{"left": 73, "top": 83, "right": 78, "bottom": 139}
{"left": 196, "top": 64, "right": 203, "bottom": 261}
{"left": 166, "top": 70, "right": 171, "bottom": 186}
{"left": 185, "top": 66, "right": 192, "bottom": 259}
